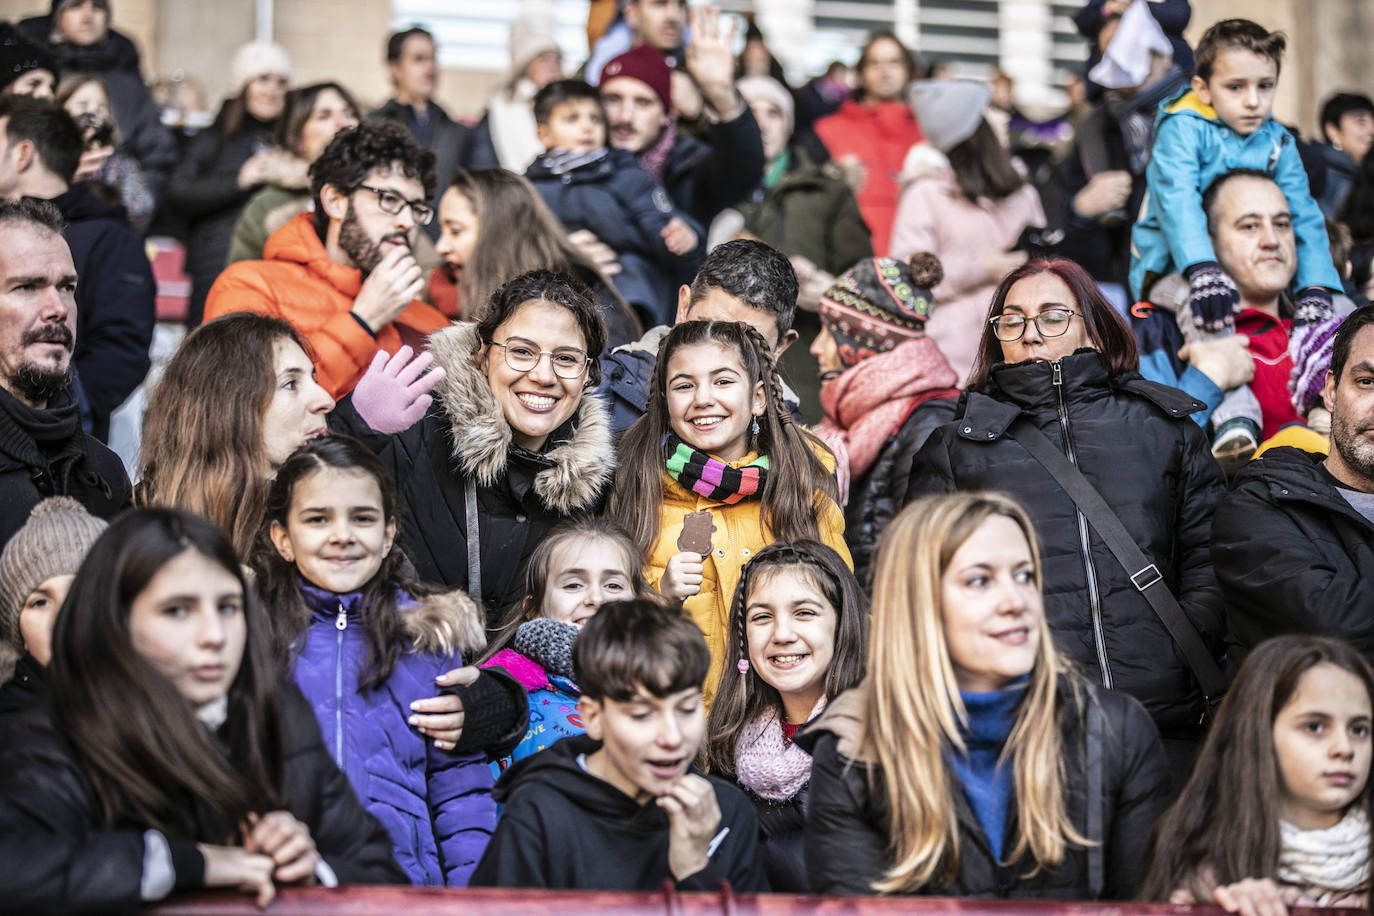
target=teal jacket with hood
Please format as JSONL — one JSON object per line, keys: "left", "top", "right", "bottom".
{"left": 1128, "top": 88, "right": 1341, "bottom": 301}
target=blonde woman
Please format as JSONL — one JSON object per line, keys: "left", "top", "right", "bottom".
{"left": 800, "top": 492, "right": 1171, "bottom": 897}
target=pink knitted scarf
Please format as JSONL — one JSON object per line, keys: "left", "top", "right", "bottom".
{"left": 734, "top": 696, "right": 826, "bottom": 801}
{"left": 814, "top": 337, "right": 959, "bottom": 503}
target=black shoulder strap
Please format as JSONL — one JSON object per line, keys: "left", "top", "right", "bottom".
{"left": 1007, "top": 417, "right": 1226, "bottom": 702}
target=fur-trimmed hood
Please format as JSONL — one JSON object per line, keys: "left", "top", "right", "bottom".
{"left": 404, "top": 588, "right": 487, "bottom": 659}
{"left": 426, "top": 322, "right": 614, "bottom": 514}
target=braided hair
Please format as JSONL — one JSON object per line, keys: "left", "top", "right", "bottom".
{"left": 607, "top": 320, "right": 839, "bottom": 556}
{"left": 703, "top": 540, "right": 869, "bottom": 777}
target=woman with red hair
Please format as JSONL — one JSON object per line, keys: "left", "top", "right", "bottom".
{"left": 905, "top": 257, "right": 1226, "bottom": 788}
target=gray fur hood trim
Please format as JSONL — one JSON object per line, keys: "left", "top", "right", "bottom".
{"left": 427, "top": 322, "right": 614, "bottom": 513}
{"left": 405, "top": 588, "right": 486, "bottom": 658}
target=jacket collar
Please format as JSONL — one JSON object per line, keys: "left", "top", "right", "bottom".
{"left": 427, "top": 322, "right": 613, "bottom": 514}
{"left": 1237, "top": 446, "right": 1374, "bottom": 533}
{"left": 298, "top": 579, "right": 487, "bottom": 657}
{"left": 264, "top": 212, "right": 364, "bottom": 298}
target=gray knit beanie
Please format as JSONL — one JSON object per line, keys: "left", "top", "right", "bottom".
{"left": 906, "top": 79, "right": 991, "bottom": 153}
{"left": 0, "top": 496, "right": 106, "bottom": 650}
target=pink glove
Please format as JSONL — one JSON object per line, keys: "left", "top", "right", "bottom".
{"left": 351, "top": 346, "right": 446, "bottom": 434}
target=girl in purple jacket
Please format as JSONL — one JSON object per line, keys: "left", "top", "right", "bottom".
{"left": 255, "top": 435, "right": 495, "bottom": 886}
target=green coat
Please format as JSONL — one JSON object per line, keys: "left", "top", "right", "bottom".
{"left": 736, "top": 149, "right": 873, "bottom": 276}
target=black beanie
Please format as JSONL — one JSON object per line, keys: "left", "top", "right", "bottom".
{"left": 0, "top": 24, "right": 58, "bottom": 93}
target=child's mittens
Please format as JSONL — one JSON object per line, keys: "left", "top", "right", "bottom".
{"left": 1289, "top": 311, "right": 1347, "bottom": 417}
{"left": 352, "top": 346, "right": 446, "bottom": 434}
{"left": 1184, "top": 261, "right": 1241, "bottom": 331}
{"left": 1293, "top": 286, "right": 1335, "bottom": 326}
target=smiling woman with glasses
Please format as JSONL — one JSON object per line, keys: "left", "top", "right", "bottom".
{"left": 333, "top": 269, "right": 613, "bottom": 625}
{"left": 904, "top": 257, "right": 1228, "bottom": 789}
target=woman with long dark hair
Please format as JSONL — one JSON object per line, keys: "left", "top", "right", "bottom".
{"left": 432, "top": 167, "right": 639, "bottom": 347}
{"left": 136, "top": 312, "right": 334, "bottom": 559}
{"left": 804, "top": 492, "right": 1170, "bottom": 897}
{"left": 167, "top": 41, "right": 291, "bottom": 325}
{"left": 889, "top": 80, "right": 1046, "bottom": 382}
{"left": 0, "top": 508, "right": 403, "bottom": 912}
{"left": 905, "top": 256, "right": 1225, "bottom": 785}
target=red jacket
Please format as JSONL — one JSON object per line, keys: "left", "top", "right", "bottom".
{"left": 813, "top": 99, "right": 923, "bottom": 256}
{"left": 1236, "top": 307, "right": 1301, "bottom": 439}
{"left": 205, "top": 212, "right": 450, "bottom": 398}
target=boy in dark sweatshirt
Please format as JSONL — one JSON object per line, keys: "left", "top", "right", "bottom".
{"left": 525, "top": 79, "right": 703, "bottom": 326}
{"left": 469, "top": 597, "right": 767, "bottom": 892}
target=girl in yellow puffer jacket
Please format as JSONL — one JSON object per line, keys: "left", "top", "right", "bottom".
{"left": 607, "top": 320, "right": 852, "bottom": 703}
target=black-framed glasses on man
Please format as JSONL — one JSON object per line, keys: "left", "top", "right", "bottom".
{"left": 490, "top": 338, "right": 590, "bottom": 379}
{"left": 356, "top": 185, "right": 435, "bottom": 226}
{"left": 989, "top": 308, "right": 1082, "bottom": 342}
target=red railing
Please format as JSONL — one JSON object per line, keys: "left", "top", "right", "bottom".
{"left": 150, "top": 885, "right": 1367, "bottom": 915}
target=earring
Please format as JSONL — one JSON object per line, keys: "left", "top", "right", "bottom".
{"left": 737, "top": 658, "right": 750, "bottom": 674}
{"left": 750, "top": 416, "right": 760, "bottom": 438}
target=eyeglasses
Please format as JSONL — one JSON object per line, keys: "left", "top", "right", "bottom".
{"left": 355, "top": 184, "right": 434, "bottom": 226}
{"left": 989, "top": 308, "right": 1081, "bottom": 342}
{"left": 490, "top": 338, "right": 590, "bottom": 379}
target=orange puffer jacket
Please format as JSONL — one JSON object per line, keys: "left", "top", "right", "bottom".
{"left": 205, "top": 212, "right": 450, "bottom": 398}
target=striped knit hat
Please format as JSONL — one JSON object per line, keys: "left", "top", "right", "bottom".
{"left": 1291, "top": 312, "right": 1347, "bottom": 417}
{"left": 818, "top": 252, "right": 942, "bottom": 369}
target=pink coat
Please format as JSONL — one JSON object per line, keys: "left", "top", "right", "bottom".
{"left": 889, "top": 159, "right": 1045, "bottom": 383}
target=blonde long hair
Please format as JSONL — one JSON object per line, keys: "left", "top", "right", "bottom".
{"left": 861, "top": 492, "right": 1088, "bottom": 893}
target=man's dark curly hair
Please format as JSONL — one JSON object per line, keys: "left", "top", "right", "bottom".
{"left": 309, "top": 119, "right": 436, "bottom": 234}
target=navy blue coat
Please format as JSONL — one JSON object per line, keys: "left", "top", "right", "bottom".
{"left": 52, "top": 186, "right": 155, "bottom": 441}
{"left": 662, "top": 109, "right": 766, "bottom": 227}
{"left": 528, "top": 149, "right": 702, "bottom": 325}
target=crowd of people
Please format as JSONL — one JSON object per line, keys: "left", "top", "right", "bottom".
{"left": 0, "top": 0, "right": 1372, "bottom": 912}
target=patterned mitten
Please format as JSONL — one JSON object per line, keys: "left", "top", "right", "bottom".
{"left": 1184, "top": 261, "right": 1240, "bottom": 330}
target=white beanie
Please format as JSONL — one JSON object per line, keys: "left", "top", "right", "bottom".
{"left": 228, "top": 41, "right": 292, "bottom": 97}
{"left": 906, "top": 79, "right": 990, "bottom": 153}
{"left": 736, "top": 75, "right": 795, "bottom": 136}
{"left": 1089, "top": 0, "right": 1171, "bottom": 90}
{"left": 509, "top": 9, "right": 560, "bottom": 75}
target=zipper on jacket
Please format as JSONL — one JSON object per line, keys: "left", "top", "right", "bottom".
{"left": 333, "top": 602, "right": 346, "bottom": 768}
{"left": 1052, "top": 360, "right": 1113, "bottom": 688}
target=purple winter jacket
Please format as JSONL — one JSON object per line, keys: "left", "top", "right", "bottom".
{"left": 291, "top": 582, "right": 495, "bottom": 886}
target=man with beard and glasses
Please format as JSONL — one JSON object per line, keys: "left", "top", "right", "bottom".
{"left": 0, "top": 198, "right": 130, "bottom": 548}
{"left": 1211, "top": 304, "right": 1374, "bottom": 671}
{"left": 205, "top": 119, "right": 449, "bottom": 398}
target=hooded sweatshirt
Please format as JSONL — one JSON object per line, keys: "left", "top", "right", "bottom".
{"left": 469, "top": 734, "right": 768, "bottom": 892}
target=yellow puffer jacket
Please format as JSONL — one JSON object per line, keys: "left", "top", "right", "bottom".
{"left": 646, "top": 450, "right": 853, "bottom": 705}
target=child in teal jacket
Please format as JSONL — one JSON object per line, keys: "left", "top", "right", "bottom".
{"left": 1129, "top": 20, "right": 1341, "bottom": 464}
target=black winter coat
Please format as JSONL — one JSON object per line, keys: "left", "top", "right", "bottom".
{"left": 662, "top": 108, "right": 766, "bottom": 227}
{"left": 0, "top": 386, "right": 131, "bottom": 550}
{"left": 52, "top": 185, "right": 155, "bottom": 440}
{"left": 0, "top": 651, "right": 45, "bottom": 744}
{"left": 905, "top": 351, "right": 1226, "bottom": 735}
{"left": 0, "top": 682, "right": 405, "bottom": 914}
{"left": 846, "top": 397, "right": 956, "bottom": 588}
{"left": 740, "top": 783, "right": 807, "bottom": 893}
{"left": 331, "top": 323, "right": 614, "bottom": 624}
{"left": 17, "top": 18, "right": 178, "bottom": 200}
{"left": 1211, "top": 446, "right": 1374, "bottom": 671}
{"left": 166, "top": 115, "right": 275, "bottom": 324}
{"left": 800, "top": 677, "right": 1170, "bottom": 898}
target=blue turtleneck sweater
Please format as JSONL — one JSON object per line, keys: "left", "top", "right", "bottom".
{"left": 948, "top": 679, "right": 1027, "bottom": 861}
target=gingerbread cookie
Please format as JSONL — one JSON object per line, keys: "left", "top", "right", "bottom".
{"left": 677, "top": 511, "right": 715, "bottom": 555}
